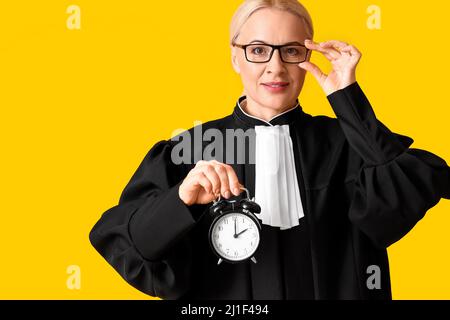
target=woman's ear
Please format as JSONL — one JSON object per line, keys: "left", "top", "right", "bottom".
{"left": 231, "top": 47, "right": 241, "bottom": 74}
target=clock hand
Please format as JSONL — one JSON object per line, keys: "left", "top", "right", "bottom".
{"left": 234, "top": 218, "right": 237, "bottom": 237}
{"left": 236, "top": 228, "right": 248, "bottom": 238}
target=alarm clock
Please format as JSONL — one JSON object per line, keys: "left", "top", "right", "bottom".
{"left": 208, "top": 187, "right": 262, "bottom": 265}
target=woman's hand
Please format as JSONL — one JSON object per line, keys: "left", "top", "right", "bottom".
{"left": 178, "top": 160, "right": 243, "bottom": 206}
{"left": 298, "top": 39, "right": 362, "bottom": 96}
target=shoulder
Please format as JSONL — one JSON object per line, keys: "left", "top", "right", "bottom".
{"left": 169, "top": 113, "right": 236, "bottom": 143}
{"left": 301, "top": 113, "right": 345, "bottom": 142}
{"left": 299, "top": 114, "right": 347, "bottom": 160}
{"left": 295, "top": 113, "right": 361, "bottom": 189}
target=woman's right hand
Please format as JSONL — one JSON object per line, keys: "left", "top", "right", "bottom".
{"left": 178, "top": 160, "right": 244, "bottom": 206}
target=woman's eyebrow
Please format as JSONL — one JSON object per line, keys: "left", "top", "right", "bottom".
{"left": 249, "top": 40, "right": 304, "bottom": 46}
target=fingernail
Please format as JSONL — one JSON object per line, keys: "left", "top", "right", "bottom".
{"left": 224, "top": 191, "right": 231, "bottom": 198}
{"left": 233, "top": 188, "right": 240, "bottom": 195}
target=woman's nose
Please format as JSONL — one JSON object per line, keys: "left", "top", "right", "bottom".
{"left": 266, "top": 49, "right": 285, "bottom": 71}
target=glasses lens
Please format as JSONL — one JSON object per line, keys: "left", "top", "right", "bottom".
{"left": 246, "top": 45, "right": 272, "bottom": 62}
{"left": 280, "top": 46, "right": 307, "bottom": 63}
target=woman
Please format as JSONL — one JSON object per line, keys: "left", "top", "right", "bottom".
{"left": 89, "top": 0, "right": 450, "bottom": 300}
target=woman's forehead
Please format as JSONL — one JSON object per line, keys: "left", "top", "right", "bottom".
{"left": 238, "top": 8, "right": 308, "bottom": 43}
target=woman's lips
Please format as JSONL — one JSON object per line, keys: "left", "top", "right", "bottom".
{"left": 262, "top": 83, "right": 289, "bottom": 92}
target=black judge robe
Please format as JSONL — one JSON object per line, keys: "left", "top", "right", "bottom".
{"left": 89, "top": 82, "right": 450, "bottom": 300}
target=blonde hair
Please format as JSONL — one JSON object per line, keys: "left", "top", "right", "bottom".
{"left": 230, "top": 0, "right": 314, "bottom": 46}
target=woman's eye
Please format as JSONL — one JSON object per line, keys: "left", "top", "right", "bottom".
{"left": 252, "top": 47, "right": 266, "bottom": 55}
{"left": 286, "top": 48, "right": 299, "bottom": 56}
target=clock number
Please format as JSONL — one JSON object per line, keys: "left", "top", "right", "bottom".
{"left": 218, "top": 226, "right": 223, "bottom": 231}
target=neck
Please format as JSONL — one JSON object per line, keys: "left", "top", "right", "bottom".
{"left": 241, "top": 96, "right": 298, "bottom": 122}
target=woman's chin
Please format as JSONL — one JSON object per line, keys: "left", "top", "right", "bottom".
{"left": 259, "top": 91, "right": 293, "bottom": 108}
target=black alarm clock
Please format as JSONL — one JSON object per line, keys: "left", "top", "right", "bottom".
{"left": 208, "top": 187, "right": 262, "bottom": 265}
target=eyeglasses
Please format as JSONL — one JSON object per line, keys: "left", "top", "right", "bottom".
{"left": 232, "top": 42, "right": 310, "bottom": 64}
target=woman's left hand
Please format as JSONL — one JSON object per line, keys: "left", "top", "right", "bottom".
{"left": 298, "top": 39, "right": 362, "bottom": 96}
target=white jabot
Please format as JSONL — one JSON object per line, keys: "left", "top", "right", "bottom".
{"left": 254, "top": 124, "right": 305, "bottom": 230}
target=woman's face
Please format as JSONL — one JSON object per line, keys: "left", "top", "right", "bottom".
{"left": 231, "top": 8, "right": 311, "bottom": 115}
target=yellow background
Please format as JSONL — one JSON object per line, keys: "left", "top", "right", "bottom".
{"left": 1, "top": 0, "right": 449, "bottom": 300}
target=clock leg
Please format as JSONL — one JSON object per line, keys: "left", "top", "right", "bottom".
{"left": 251, "top": 257, "right": 257, "bottom": 264}
{"left": 217, "top": 258, "right": 223, "bottom": 265}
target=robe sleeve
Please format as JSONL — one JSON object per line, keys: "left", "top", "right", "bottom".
{"left": 327, "top": 82, "right": 450, "bottom": 249}
{"left": 89, "top": 140, "right": 206, "bottom": 299}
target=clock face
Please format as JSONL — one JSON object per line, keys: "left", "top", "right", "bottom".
{"left": 210, "top": 212, "right": 260, "bottom": 262}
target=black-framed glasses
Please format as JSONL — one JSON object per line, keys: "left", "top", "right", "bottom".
{"left": 232, "top": 42, "right": 310, "bottom": 64}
